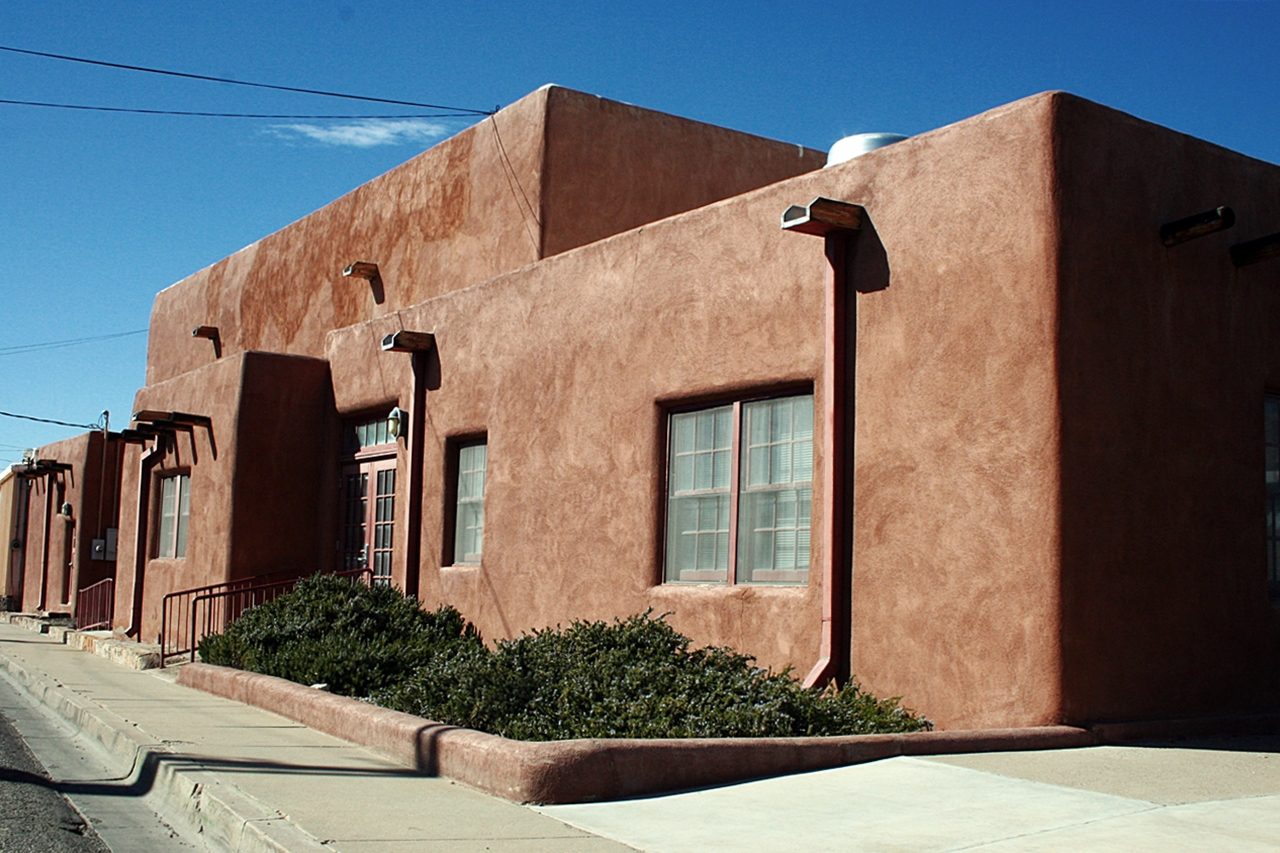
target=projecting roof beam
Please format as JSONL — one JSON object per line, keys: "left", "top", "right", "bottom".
{"left": 131, "top": 410, "right": 211, "bottom": 428}
{"left": 381, "top": 330, "right": 436, "bottom": 353}
{"left": 1231, "top": 232, "right": 1280, "bottom": 267}
{"left": 1160, "top": 206, "right": 1235, "bottom": 247}
{"left": 781, "top": 198, "right": 864, "bottom": 237}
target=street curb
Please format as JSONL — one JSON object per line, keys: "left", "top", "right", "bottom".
{"left": 0, "top": 649, "right": 329, "bottom": 853}
{"left": 1, "top": 613, "right": 162, "bottom": 670}
{"left": 178, "top": 662, "right": 1099, "bottom": 804}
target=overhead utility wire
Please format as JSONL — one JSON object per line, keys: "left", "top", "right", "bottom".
{"left": 0, "top": 45, "right": 494, "bottom": 116}
{"left": 0, "top": 328, "right": 148, "bottom": 356}
{"left": 0, "top": 98, "right": 472, "bottom": 119}
{"left": 0, "top": 410, "right": 100, "bottom": 430}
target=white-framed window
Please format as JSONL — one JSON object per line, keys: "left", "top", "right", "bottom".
{"left": 156, "top": 473, "right": 190, "bottom": 559}
{"left": 452, "top": 440, "right": 487, "bottom": 564}
{"left": 665, "top": 393, "right": 813, "bottom": 585}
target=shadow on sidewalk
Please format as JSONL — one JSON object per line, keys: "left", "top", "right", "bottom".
{"left": 1, "top": 749, "right": 424, "bottom": 800}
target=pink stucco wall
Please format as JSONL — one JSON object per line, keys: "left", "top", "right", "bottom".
{"left": 116, "top": 86, "right": 1280, "bottom": 731}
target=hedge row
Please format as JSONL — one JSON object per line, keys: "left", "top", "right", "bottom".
{"left": 198, "top": 575, "right": 928, "bottom": 740}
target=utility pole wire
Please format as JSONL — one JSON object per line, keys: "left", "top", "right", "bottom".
{"left": 0, "top": 328, "right": 148, "bottom": 356}
{"left": 0, "top": 44, "right": 495, "bottom": 116}
{"left": 0, "top": 98, "right": 475, "bottom": 119}
{"left": 0, "top": 410, "right": 100, "bottom": 430}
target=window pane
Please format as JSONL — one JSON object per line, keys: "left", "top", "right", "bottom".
{"left": 665, "top": 494, "right": 729, "bottom": 582}
{"left": 175, "top": 475, "right": 190, "bottom": 558}
{"left": 344, "top": 414, "right": 397, "bottom": 454}
{"left": 455, "top": 442, "right": 487, "bottom": 563}
{"left": 665, "top": 397, "right": 810, "bottom": 586}
{"left": 738, "top": 395, "right": 813, "bottom": 585}
{"left": 666, "top": 406, "right": 732, "bottom": 582}
{"left": 158, "top": 476, "right": 176, "bottom": 559}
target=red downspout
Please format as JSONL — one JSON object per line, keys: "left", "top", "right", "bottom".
{"left": 402, "top": 351, "right": 429, "bottom": 599}
{"left": 37, "top": 476, "right": 53, "bottom": 612}
{"left": 127, "top": 441, "right": 163, "bottom": 637}
{"left": 803, "top": 232, "right": 853, "bottom": 688}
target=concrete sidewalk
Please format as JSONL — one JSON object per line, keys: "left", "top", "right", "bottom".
{"left": 3, "top": 621, "right": 1280, "bottom": 852}
{"left": 0, "top": 623, "right": 633, "bottom": 852}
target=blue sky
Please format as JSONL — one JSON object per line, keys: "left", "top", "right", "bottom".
{"left": 2, "top": 1, "right": 1278, "bottom": 462}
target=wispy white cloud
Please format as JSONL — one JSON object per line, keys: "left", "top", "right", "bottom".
{"left": 266, "top": 118, "right": 453, "bottom": 148}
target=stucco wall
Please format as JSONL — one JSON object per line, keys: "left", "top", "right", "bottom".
{"left": 1054, "top": 94, "right": 1280, "bottom": 721}
{"left": 114, "top": 352, "right": 330, "bottom": 641}
{"left": 144, "top": 86, "right": 823, "bottom": 388}
{"left": 18, "top": 432, "right": 121, "bottom": 615}
{"left": 539, "top": 86, "right": 824, "bottom": 256}
{"left": 327, "top": 183, "right": 829, "bottom": 674}
{"left": 325, "top": 92, "right": 1069, "bottom": 730}
{"left": 0, "top": 471, "right": 20, "bottom": 604}
{"left": 143, "top": 90, "right": 548, "bottom": 387}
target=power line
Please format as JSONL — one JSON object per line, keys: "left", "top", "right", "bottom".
{"left": 0, "top": 328, "right": 148, "bottom": 356}
{"left": 0, "top": 44, "right": 494, "bottom": 116}
{"left": 0, "top": 98, "right": 474, "bottom": 119}
{"left": 0, "top": 410, "right": 100, "bottom": 430}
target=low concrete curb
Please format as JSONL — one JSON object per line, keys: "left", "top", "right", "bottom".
{"left": 0, "top": 651, "right": 328, "bottom": 853}
{"left": 178, "top": 662, "right": 1099, "bottom": 805}
{"left": 1, "top": 612, "right": 162, "bottom": 669}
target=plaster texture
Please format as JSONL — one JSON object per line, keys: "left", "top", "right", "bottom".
{"left": 325, "top": 91, "right": 1071, "bottom": 725}
{"left": 114, "top": 352, "right": 332, "bottom": 642}
{"left": 94, "top": 85, "right": 1280, "bottom": 733}
{"left": 1052, "top": 95, "right": 1280, "bottom": 722}
{"left": 143, "top": 86, "right": 823, "bottom": 386}
{"left": 10, "top": 432, "right": 122, "bottom": 617}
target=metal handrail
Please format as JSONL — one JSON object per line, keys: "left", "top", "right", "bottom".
{"left": 184, "top": 568, "right": 373, "bottom": 666}
{"left": 159, "top": 567, "right": 306, "bottom": 666}
{"left": 75, "top": 577, "right": 115, "bottom": 631}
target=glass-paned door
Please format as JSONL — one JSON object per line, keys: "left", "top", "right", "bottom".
{"left": 340, "top": 457, "right": 396, "bottom": 585}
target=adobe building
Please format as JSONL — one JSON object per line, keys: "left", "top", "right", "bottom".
{"left": 1, "top": 432, "right": 123, "bottom": 621}
{"left": 109, "top": 85, "right": 1280, "bottom": 731}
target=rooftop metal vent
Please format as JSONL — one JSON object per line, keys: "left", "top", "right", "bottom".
{"left": 826, "top": 132, "right": 908, "bottom": 168}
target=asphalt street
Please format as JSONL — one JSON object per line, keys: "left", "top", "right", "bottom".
{"left": 0, "top": 693, "right": 110, "bottom": 853}
{"left": 0, "top": 671, "right": 195, "bottom": 853}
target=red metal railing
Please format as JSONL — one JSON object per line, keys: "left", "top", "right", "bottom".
{"left": 159, "top": 568, "right": 302, "bottom": 667}
{"left": 160, "top": 568, "right": 372, "bottom": 667}
{"left": 75, "top": 578, "right": 115, "bottom": 631}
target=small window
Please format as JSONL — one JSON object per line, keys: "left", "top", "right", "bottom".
{"left": 452, "top": 440, "right": 487, "bottom": 564}
{"left": 156, "top": 473, "right": 190, "bottom": 559}
{"left": 342, "top": 413, "right": 396, "bottom": 457}
{"left": 665, "top": 393, "right": 813, "bottom": 585}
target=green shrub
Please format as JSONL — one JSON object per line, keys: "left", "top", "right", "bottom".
{"left": 374, "top": 611, "right": 929, "bottom": 739}
{"left": 202, "top": 579, "right": 929, "bottom": 739}
{"left": 197, "top": 574, "right": 479, "bottom": 698}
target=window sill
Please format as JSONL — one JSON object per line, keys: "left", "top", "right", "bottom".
{"left": 654, "top": 582, "right": 810, "bottom": 594}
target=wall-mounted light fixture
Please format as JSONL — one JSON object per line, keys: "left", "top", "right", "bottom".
{"left": 59, "top": 503, "right": 73, "bottom": 520}
{"left": 1160, "top": 206, "right": 1235, "bottom": 247}
{"left": 192, "top": 325, "right": 222, "bottom": 358}
{"left": 387, "top": 407, "right": 409, "bottom": 439}
{"left": 1231, "top": 231, "right": 1280, "bottom": 267}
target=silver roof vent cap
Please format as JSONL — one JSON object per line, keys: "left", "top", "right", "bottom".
{"left": 826, "top": 132, "right": 909, "bottom": 167}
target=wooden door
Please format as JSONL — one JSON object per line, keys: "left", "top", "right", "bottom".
{"left": 339, "top": 457, "right": 396, "bottom": 585}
